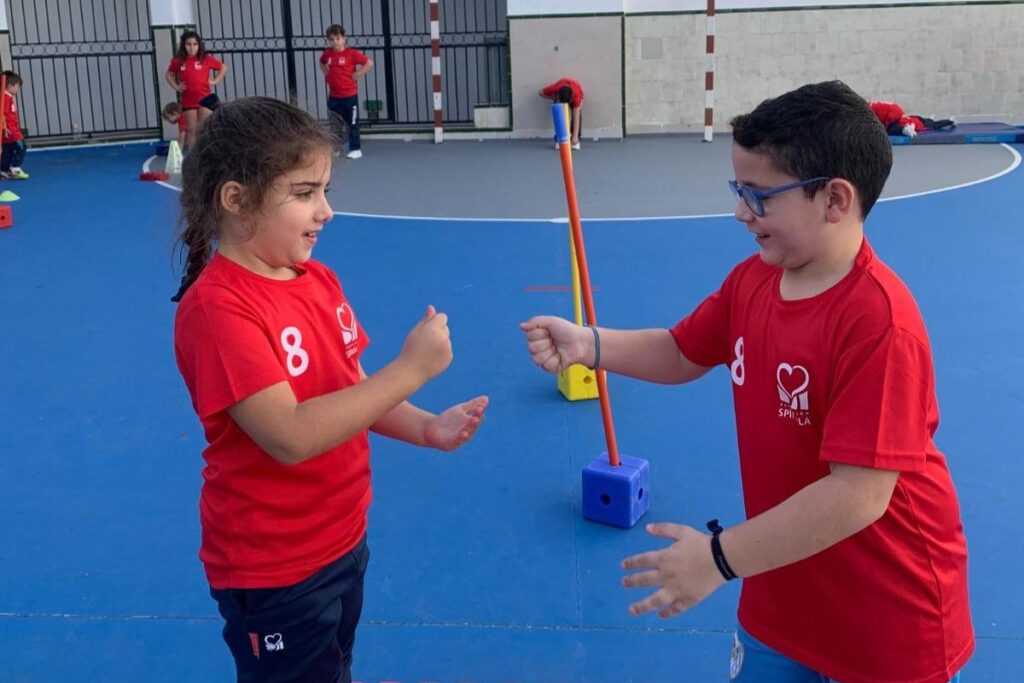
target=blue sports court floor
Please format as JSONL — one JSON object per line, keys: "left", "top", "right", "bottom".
{"left": 1, "top": 139, "right": 1022, "bottom": 681}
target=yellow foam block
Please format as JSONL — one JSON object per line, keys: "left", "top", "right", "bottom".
{"left": 557, "top": 363, "right": 599, "bottom": 401}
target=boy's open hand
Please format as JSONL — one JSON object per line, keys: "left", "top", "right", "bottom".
{"left": 424, "top": 396, "right": 489, "bottom": 451}
{"left": 400, "top": 305, "right": 453, "bottom": 382}
{"left": 520, "top": 316, "right": 591, "bottom": 373}
{"left": 621, "top": 523, "right": 727, "bottom": 619}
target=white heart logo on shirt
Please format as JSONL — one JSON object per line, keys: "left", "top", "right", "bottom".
{"left": 776, "top": 363, "right": 809, "bottom": 402}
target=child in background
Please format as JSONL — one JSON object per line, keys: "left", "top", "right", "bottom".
{"left": 319, "top": 24, "right": 374, "bottom": 159}
{"left": 538, "top": 77, "right": 584, "bottom": 150}
{"left": 869, "top": 99, "right": 956, "bottom": 138}
{"left": 522, "top": 81, "right": 972, "bottom": 683}
{"left": 1, "top": 70, "right": 29, "bottom": 180}
{"left": 161, "top": 102, "right": 188, "bottom": 150}
{"left": 173, "top": 97, "right": 488, "bottom": 682}
{"left": 165, "top": 30, "right": 228, "bottom": 143}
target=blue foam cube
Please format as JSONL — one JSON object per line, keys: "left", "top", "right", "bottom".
{"left": 581, "top": 453, "right": 650, "bottom": 528}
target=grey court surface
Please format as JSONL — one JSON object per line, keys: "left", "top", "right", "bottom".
{"left": 324, "top": 135, "right": 1016, "bottom": 219}
{"left": 152, "top": 134, "right": 1018, "bottom": 220}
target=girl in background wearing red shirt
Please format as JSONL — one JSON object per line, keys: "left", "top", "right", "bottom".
{"left": 165, "top": 31, "right": 228, "bottom": 146}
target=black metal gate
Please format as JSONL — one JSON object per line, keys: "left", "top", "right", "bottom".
{"left": 193, "top": 0, "right": 508, "bottom": 127}
{"left": 6, "top": 0, "right": 159, "bottom": 141}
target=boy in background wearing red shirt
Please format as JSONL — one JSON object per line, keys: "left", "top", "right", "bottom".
{"left": 870, "top": 100, "right": 956, "bottom": 139}
{"left": 1, "top": 71, "right": 29, "bottom": 180}
{"left": 320, "top": 24, "right": 374, "bottom": 160}
{"left": 539, "top": 77, "right": 584, "bottom": 150}
{"left": 162, "top": 102, "right": 188, "bottom": 150}
{"left": 521, "top": 81, "right": 972, "bottom": 683}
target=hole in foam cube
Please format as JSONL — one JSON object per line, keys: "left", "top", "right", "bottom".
{"left": 600, "top": 494, "right": 612, "bottom": 506}
{"left": 638, "top": 488, "right": 645, "bottom": 500}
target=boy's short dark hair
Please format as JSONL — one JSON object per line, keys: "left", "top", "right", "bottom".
{"left": 325, "top": 24, "right": 346, "bottom": 38}
{"left": 557, "top": 85, "right": 574, "bottom": 105}
{"left": 2, "top": 70, "right": 23, "bottom": 87}
{"left": 162, "top": 102, "right": 182, "bottom": 118}
{"left": 730, "top": 80, "right": 892, "bottom": 219}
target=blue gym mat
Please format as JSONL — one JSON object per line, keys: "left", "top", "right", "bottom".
{"left": 890, "top": 122, "right": 1024, "bottom": 145}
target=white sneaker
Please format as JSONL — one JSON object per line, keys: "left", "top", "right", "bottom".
{"left": 571, "top": 142, "right": 581, "bottom": 150}
{"left": 346, "top": 150, "right": 363, "bottom": 159}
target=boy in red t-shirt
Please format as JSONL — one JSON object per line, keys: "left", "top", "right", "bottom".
{"left": 1, "top": 70, "right": 29, "bottom": 180}
{"left": 539, "top": 77, "right": 584, "bottom": 149}
{"left": 521, "top": 81, "right": 972, "bottom": 683}
{"left": 319, "top": 24, "right": 374, "bottom": 160}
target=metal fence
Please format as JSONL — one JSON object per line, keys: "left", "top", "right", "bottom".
{"left": 6, "top": 0, "right": 159, "bottom": 141}
{"left": 1, "top": 0, "right": 507, "bottom": 141}
{"left": 192, "top": 0, "right": 508, "bottom": 126}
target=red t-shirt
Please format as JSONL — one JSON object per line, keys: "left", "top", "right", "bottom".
{"left": 540, "top": 78, "right": 584, "bottom": 108}
{"left": 174, "top": 253, "right": 372, "bottom": 590}
{"left": 168, "top": 54, "right": 225, "bottom": 109}
{"left": 870, "top": 100, "right": 924, "bottom": 133}
{"left": 320, "top": 47, "right": 369, "bottom": 99}
{"left": 2, "top": 92, "right": 23, "bottom": 142}
{"left": 671, "top": 239, "right": 973, "bottom": 683}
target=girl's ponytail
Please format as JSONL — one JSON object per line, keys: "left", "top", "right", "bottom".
{"left": 170, "top": 221, "right": 213, "bottom": 302}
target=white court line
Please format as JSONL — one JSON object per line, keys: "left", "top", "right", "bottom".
{"left": 142, "top": 155, "right": 179, "bottom": 192}
{"left": 877, "top": 143, "right": 1021, "bottom": 203}
{"left": 144, "top": 143, "right": 1022, "bottom": 223}
{"left": 34, "top": 138, "right": 158, "bottom": 153}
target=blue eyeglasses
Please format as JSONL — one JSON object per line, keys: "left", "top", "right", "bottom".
{"left": 728, "top": 177, "right": 830, "bottom": 217}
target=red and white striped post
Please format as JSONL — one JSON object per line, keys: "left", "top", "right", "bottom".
{"left": 430, "top": 0, "right": 443, "bottom": 144}
{"left": 704, "top": 0, "right": 715, "bottom": 142}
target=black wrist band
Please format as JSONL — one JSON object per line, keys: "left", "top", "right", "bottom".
{"left": 588, "top": 325, "right": 601, "bottom": 369}
{"left": 706, "top": 519, "right": 738, "bottom": 581}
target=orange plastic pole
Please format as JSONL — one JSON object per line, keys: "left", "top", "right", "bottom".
{"left": 555, "top": 121, "right": 621, "bottom": 467}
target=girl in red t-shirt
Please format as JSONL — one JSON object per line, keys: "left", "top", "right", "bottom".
{"left": 172, "top": 97, "right": 488, "bottom": 682}
{"left": 165, "top": 31, "right": 228, "bottom": 143}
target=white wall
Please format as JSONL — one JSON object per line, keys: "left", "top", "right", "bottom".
{"left": 509, "top": 0, "right": 622, "bottom": 16}
{"left": 149, "top": 0, "right": 193, "bottom": 25}
{"left": 510, "top": 15, "right": 623, "bottom": 138}
{"left": 625, "top": 4, "right": 1024, "bottom": 133}
{"left": 511, "top": 0, "right": 1000, "bottom": 14}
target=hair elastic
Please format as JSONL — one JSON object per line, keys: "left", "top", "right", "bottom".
{"left": 588, "top": 325, "right": 600, "bottom": 369}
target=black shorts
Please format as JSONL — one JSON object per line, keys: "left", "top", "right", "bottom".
{"left": 210, "top": 536, "right": 370, "bottom": 683}
{"left": 199, "top": 93, "right": 221, "bottom": 111}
